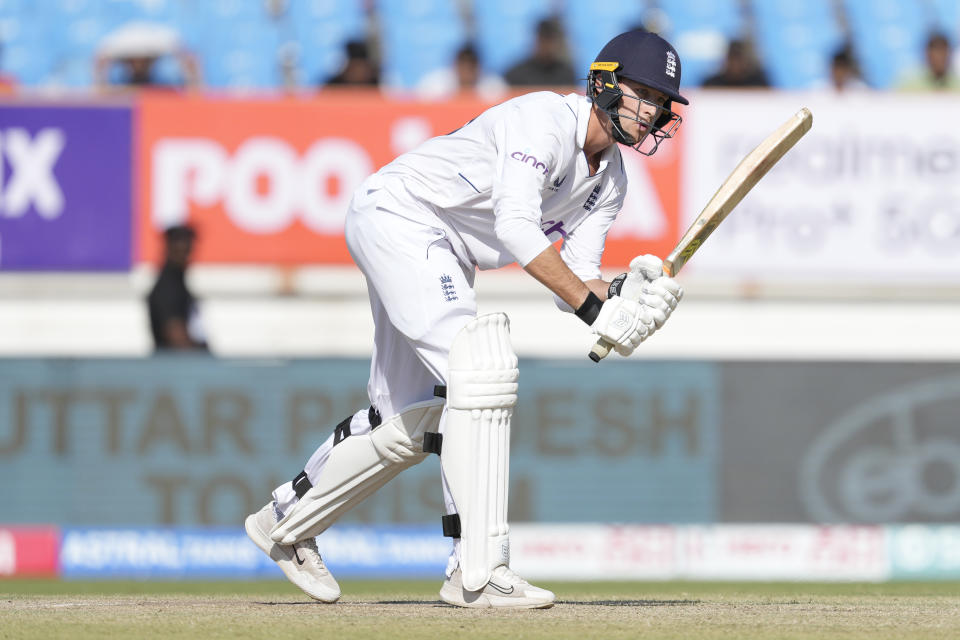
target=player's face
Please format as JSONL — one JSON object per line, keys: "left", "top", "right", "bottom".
{"left": 617, "top": 80, "right": 668, "bottom": 142}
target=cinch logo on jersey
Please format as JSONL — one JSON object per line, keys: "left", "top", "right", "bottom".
{"left": 665, "top": 51, "right": 677, "bottom": 78}
{"left": 509, "top": 150, "right": 549, "bottom": 176}
{"left": 541, "top": 219, "right": 568, "bottom": 239}
{"left": 582, "top": 184, "right": 602, "bottom": 211}
{"left": 439, "top": 274, "right": 458, "bottom": 302}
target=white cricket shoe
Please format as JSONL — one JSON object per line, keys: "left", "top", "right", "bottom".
{"left": 244, "top": 502, "right": 341, "bottom": 603}
{"left": 439, "top": 564, "right": 555, "bottom": 609}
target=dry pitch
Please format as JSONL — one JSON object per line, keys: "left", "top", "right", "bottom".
{"left": 2, "top": 579, "right": 959, "bottom": 639}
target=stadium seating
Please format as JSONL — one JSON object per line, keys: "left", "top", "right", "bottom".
{"left": 750, "top": 0, "right": 844, "bottom": 89}
{"left": 375, "top": 0, "right": 466, "bottom": 90}
{"left": 289, "top": 0, "right": 366, "bottom": 87}
{"left": 562, "top": 0, "right": 647, "bottom": 81}
{"left": 471, "top": 0, "right": 553, "bottom": 75}
{"left": 842, "top": 0, "right": 932, "bottom": 89}
{"left": 0, "top": 0, "right": 957, "bottom": 91}
{"left": 655, "top": 0, "right": 745, "bottom": 87}
{"left": 929, "top": 0, "right": 960, "bottom": 34}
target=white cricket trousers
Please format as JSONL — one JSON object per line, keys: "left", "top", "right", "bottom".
{"left": 273, "top": 175, "right": 477, "bottom": 541}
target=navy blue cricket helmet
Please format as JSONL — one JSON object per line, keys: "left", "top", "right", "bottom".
{"left": 587, "top": 29, "right": 687, "bottom": 155}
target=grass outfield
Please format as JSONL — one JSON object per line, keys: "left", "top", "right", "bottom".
{"left": 3, "top": 579, "right": 960, "bottom": 639}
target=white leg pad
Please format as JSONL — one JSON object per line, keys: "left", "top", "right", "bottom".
{"left": 441, "top": 313, "right": 518, "bottom": 592}
{"left": 270, "top": 398, "right": 444, "bottom": 545}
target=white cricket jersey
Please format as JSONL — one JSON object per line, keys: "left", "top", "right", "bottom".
{"left": 374, "top": 91, "right": 627, "bottom": 280}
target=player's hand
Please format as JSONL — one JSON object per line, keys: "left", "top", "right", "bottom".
{"left": 607, "top": 254, "right": 683, "bottom": 330}
{"left": 608, "top": 254, "right": 664, "bottom": 301}
{"left": 639, "top": 276, "right": 683, "bottom": 329}
{"left": 590, "top": 296, "right": 656, "bottom": 357}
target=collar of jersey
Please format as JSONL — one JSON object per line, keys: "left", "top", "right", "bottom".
{"left": 565, "top": 92, "right": 616, "bottom": 175}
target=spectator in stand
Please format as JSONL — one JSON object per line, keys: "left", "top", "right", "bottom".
{"left": 898, "top": 32, "right": 959, "bottom": 91}
{"left": 416, "top": 43, "right": 507, "bottom": 100}
{"left": 147, "top": 225, "right": 208, "bottom": 352}
{"left": 823, "top": 46, "right": 868, "bottom": 92}
{"left": 504, "top": 18, "right": 576, "bottom": 87}
{"left": 94, "top": 22, "right": 200, "bottom": 92}
{"left": 323, "top": 39, "right": 380, "bottom": 87}
{"left": 702, "top": 39, "right": 769, "bottom": 88}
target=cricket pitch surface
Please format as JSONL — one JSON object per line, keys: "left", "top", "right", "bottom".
{"left": 3, "top": 580, "right": 960, "bottom": 639}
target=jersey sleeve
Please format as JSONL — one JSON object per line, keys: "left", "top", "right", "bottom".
{"left": 490, "top": 102, "right": 566, "bottom": 267}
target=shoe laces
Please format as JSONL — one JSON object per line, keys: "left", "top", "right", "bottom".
{"left": 493, "top": 565, "right": 527, "bottom": 586}
{"left": 295, "top": 537, "right": 329, "bottom": 574}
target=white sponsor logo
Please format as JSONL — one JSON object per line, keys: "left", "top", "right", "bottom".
{"left": 665, "top": 51, "right": 677, "bottom": 79}
{"left": 801, "top": 375, "right": 960, "bottom": 522}
{"left": 0, "top": 128, "right": 66, "bottom": 219}
{"left": 152, "top": 136, "right": 373, "bottom": 234}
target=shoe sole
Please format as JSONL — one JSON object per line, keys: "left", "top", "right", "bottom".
{"left": 439, "top": 584, "right": 554, "bottom": 609}
{"left": 244, "top": 513, "right": 340, "bottom": 604}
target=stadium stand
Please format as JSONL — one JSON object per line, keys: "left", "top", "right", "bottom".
{"left": 471, "top": 0, "right": 554, "bottom": 76}
{"left": 1, "top": 0, "right": 959, "bottom": 91}
{"left": 656, "top": 0, "right": 745, "bottom": 87}
{"left": 750, "top": 0, "right": 844, "bottom": 89}
{"left": 375, "top": 0, "right": 466, "bottom": 91}
{"left": 289, "top": 0, "right": 366, "bottom": 87}
{"left": 193, "top": 1, "right": 283, "bottom": 89}
{"left": 562, "top": 0, "right": 647, "bottom": 82}
{"left": 842, "top": 0, "right": 931, "bottom": 89}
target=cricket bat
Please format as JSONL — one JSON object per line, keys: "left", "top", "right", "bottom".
{"left": 589, "top": 107, "right": 813, "bottom": 362}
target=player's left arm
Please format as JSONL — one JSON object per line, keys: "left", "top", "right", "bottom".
{"left": 555, "top": 194, "right": 683, "bottom": 331}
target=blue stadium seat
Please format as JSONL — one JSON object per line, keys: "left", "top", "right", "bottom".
{"left": 193, "top": 3, "right": 284, "bottom": 89}
{"left": 376, "top": 0, "right": 465, "bottom": 89}
{"left": 655, "top": 0, "right": 745, "bottom": 86}
{"left": 0, "top": 1, "right": 54, "bottom": 85}
{"left": 751, "top": 0, "right": 843, "bottom": 88}
{"left": 290, "top": 0, "right": 366, "bottom": 86}
{"left": 563, "top": 0, "right": 648, "bottom": 80}
{"left": 929, "top": 0, "right": 960, "bottom": 34}
{"left": 843, "top": 0, "right": 932, "bottom": 88}
{"left": 471, "top": 0, "right": 553, "bottom": 74}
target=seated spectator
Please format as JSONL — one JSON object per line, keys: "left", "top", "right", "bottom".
{"left": 822, "top": 46, "right": 868, "bottom": 92}
{"left": 504, "top": 18, "right": 575, "bottom": 87}
{"left": 416, "top": 43, "right": 507, "bottom": 100}
{"left": 94, "top": 22, "right": 200, "bottom": 92}
{"left": 702, "top": 39, "right": 769, "bottom": 88}
{"left": 898, "top": 32, "right": 959, "bottom": 91}
{"left": 323, "top": 40, "right": 380, "bottom": 87}
{"left": 147, "top": 225, "right": 208, "bottom": 352}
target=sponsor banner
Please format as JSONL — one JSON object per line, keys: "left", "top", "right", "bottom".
{"left": 136, "top": 91, "right": 681, "bottom": 267}
{"left": 61, "top": 528, "right": 268, "bottom": 579}
{"left": 0, "top": 105, "right": 132, "bottom": 270}
{"left": 512, "top": 524, "right": 886, "bottom": 581}
{"left": 682, "top": 93, "right": 960, "bottom": 282}
{"left": 0, "top": 526, "right": 59, "bottom": 577}
{"left": 678, "top": 525, "right": 886, "bottom": 581}
{"left": 56, "top": 524, "right": 892, "bottom": 581}
{"left": 512, "top": 524, "right": 677, "bottom": 580}
{"left": 59, "top": 526, "right": 448, "bottom": 579}
{"left": 0, "top": 358, "right": 717, "bottom": 528}
{"left": 888, "top": 525, "right": 960, "bottom": 580}
{"left": 722, "top": 363, "right": 960, "bottom": 524}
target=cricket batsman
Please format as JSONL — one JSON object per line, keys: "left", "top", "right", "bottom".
{"left": 246, "top": 29, "right": 687, "bottom": 609}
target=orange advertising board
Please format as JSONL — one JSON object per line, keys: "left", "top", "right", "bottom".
{"left": 137, "top": 91, "right": 681, "bottom": 268}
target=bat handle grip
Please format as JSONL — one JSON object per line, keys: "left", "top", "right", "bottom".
{"left": 588, "top": 337, "right": 613, "bottom": 362}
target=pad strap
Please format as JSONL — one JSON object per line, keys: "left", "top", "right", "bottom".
{"left": 292, "top": 470, "right": 312, "bottom": 499}
{"left": 441, "top": 513, "right": 461, "bottom": 538}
